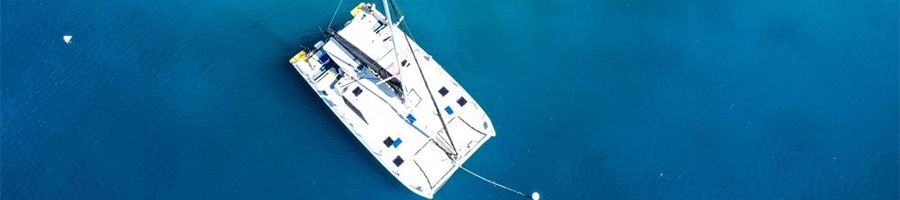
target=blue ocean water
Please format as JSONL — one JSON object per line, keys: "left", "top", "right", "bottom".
{"left": 3, "top": 0, "right": 898, "bottom": 199}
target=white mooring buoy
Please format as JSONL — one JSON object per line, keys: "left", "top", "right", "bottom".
{"left": 63, "top": 35, "right": 73, "bottom": 44}
{"left": 532, "top": 192, "right": 540, "bottom": 200}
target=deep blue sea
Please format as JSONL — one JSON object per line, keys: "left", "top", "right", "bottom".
{"left": 3, "top": 0, "right": 899, "bottom": 199}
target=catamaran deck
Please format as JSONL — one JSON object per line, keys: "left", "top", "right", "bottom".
{"left": 289, "top": 3, "right": 495, "bottom": 198}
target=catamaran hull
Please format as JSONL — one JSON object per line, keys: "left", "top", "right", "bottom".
{"left": 288, "top": 3, "right": 496, "bottom": 198}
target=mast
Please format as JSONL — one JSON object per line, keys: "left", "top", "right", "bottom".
{"left": 382, "top": 0, "right": 405, "bottom": 98}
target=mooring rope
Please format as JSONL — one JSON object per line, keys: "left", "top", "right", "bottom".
{"left": 460, "top": 166, "right": 537, "bottom": 199}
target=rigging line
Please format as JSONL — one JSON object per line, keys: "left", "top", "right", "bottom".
{"left": 459, "top": 166, "right": 531, "bottom": 199}
{"left": 389, "top": 4, "right": 538, "bottom": 199}
{"left": 388, "top": 0, "right": 459, "bottom": 157}
{"left": 326, "top": 0, "right": 345, "bottom": 31}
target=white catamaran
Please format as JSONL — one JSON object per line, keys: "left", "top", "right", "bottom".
{"left": 289, "top": 1, "right": 495, "bottom": 198}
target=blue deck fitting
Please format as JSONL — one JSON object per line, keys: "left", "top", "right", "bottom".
{"left": 406, "top": 114, "right": 416, "bottom": 123}
{"left": 393, "top": 138, "right": 402, "bottom": 148}
{"left": 445, "top": 106, "right": 454, "bottom": 115}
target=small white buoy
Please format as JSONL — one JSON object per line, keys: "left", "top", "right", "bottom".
{"left": 63, "top": 35, "right": 73, "bottom": 44}
{"left": 531, "top": 192, "right": 540, "bottom": 200}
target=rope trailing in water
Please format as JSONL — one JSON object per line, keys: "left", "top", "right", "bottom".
{"left": 326, "top": 0, "right": 345, "bottom": 30}
{"left": 459, "top": 166, "right": 532, "bottom": 199}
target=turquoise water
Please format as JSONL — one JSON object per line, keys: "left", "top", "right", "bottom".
{"left": 3, "top": 0, "right": 898, "bottom": 199}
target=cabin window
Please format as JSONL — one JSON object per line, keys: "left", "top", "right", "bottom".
{"left": 352, "top": 87, "right": 363, "bottom": 96}
{"left": 393, "top": 156, "right": 404, "bottom": 166}
{"left": 383, "top": 137, "right": 394, "bottom": 148}
{"left": 438, "top": 87, "right": 449, "bottom": 96}
{"left": 457, "top": 97, "right": 468, "bottom": 106}
{"left": 342, "top": 96, "right": 368, "bottom": 124}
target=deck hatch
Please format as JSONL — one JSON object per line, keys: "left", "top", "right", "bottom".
{"left": 352, "top": 87, "right": 363, "bottom": 96}
{"left": 393, "top": 156, "right": 404, "bottom": 166}
{"left": 383, "top": 137, "right": 394, "bottom": 147}
{"left": 438, "top": 87, "right": 449, "bottom": 96}
{"left": 456, "top": 97, "right": 468, "bottom": 106}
